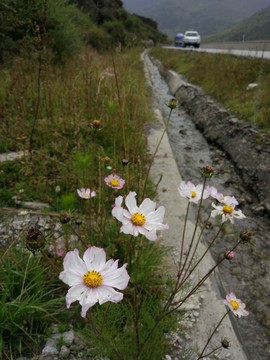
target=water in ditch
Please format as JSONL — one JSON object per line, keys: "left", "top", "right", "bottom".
{"left": 143, "top": 52, "right": 270, "bottom": 360}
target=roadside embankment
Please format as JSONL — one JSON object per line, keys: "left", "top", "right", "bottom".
{"left": 154, "top": 59, "right": 270, "bottom": 214}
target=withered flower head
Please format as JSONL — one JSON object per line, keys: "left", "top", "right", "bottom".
{"left": 201, "top": 164, "right": 214, "bottom": 178}
{"left": 102, "top": 156, "right": 111, "bottom": 163}
{"left": 60, "top": 212, "right": 71, "bottom": 224}
{"left": 25, "top": 227, "right": 46, "bottom": 254}
{"left": 240, "top": 229, "right": 253, "bottom": 243}
{"left": 91, "top": 119, "right": 102, "bottom": 129}
{"left": 122, "top": 159, "right": 129, "bottom": 166}
{"left": 221, "top": 338, "right": 230, "bottom": 349}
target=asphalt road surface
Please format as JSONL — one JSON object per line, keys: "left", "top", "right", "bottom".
{"left": 164, "top": 41, "right": 270, "bottom": 59}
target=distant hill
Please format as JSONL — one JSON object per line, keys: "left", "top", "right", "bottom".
{"left": 205, "top": 6, "right": 270, "bottom": 42}
{"left": 123, "top": 0, "right": 270, "bottom": 38}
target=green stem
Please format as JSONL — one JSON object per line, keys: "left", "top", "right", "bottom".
{"left": 18, "top": 253, "right": 32, "bottom": 302}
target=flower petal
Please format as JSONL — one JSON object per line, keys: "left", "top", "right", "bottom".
{"left": 83, "top": 247, "right": 106, "bottom": 271}
{"left": 141, "top": 228, "right": 157, "bottom": 241}
{"left": 101, "top": 259, "right": 118, "bottom": 273}
{"left": 97, "top": 286, "right": 124, "bottom": 305}
{"left": 145, "top": 206, "right": 169, "bottom": 230}
{"left": 138, "top": 198, "right": 156, "bottom": 215}
{"left": 102, "top": 263, "right": 130, "bottom": 290}
{"left": 59, "top": 270, "right": 83, "bottom": 287}
{"left": 79, "top": 288, "right": 98, "bottom": 317}
{"left": 66, "top": 284, "right": 88, "bottom": 308}
{"left": 125, "top": 191, "right": 138, "bottom": 214}
{"left": 62, "top": 249, "right": 87, "bottom": 275}
{"left": 112, "top": 206, "right": 124, "bottom": 222}
{"left": 121, "top": 222, "right": 135, "bottom": 236}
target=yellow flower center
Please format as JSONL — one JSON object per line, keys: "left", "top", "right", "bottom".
{"left": 230, "top": 300, "right": 239, "bottom": 310}
{"left": 223, "top": 205, "right": 233, "bottom": 214}
{"left": 191, "top": 191, "right": 197, "bottom": 198}
{"left": 83, "top": 270, "right": 103, "bottom": 288}
{"left": 131, "top": 212, "right": 146, "bottom": 226}
{"left": 110, "top": 179, "right": 119, "bottom": 187}
{"left": 82, "top": 193, "right": 89, "bottom": 199}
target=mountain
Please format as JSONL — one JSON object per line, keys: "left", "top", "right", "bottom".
{"left": 123, "top": 0, "right": 270, "bottom": 38}
{"left": 0, "top": 0, "right": 167, "bottom": 62}
{"left": 205, "top": 6, "right": 270, "bottom": 42}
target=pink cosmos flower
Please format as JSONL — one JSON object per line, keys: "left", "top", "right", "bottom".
{"left": 105, "top": 174, "right": 125, "bottom": 190}
{"left": 221, "top": 195, "right": 239, "bottom": 206}
{"left": 112, "top": 191, "right": 169, "bottom": 241}
{"left": 59, "top": 246, "right": 130, "bottom": 318}
{"left": 223, "top": 292, "right": 249, "bottom": 318}
{"left": 178, "top": 181, "right": 209, "bottom": 203}
{"left": 77, "top": 188, "right": 96, "bottom": 199}
{"left": 205, "top": 185, "right": 223, "bottom": 202}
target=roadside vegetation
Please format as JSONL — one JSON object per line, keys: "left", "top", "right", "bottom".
{"left": 150, "top": 47, "right": 270, "bottom": 131}
{"left": 0, "top": 46, "right": 181, "bottom": 359}
{"left": 0, "top": 2, "right": 252, "bottom": 359}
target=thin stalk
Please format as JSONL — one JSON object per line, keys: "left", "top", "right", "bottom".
{"left": 41, "top": 250, "right": 61, "bottom": 273}
{"left": 142, "top": 108, "right": 173, "bottom": 198}
{"left": 177, "top": 177, "right": 207, "bottom": 282}
{"left": 87, "top": 310, "right": 124, "bottom": 360}
{"left": 140, "top": 239, "right": 242, "bottom": 355}
{"left": 180, "top": 223, "right": 224, "bottom": 288}
{"left": 164, "top": 202, "right": 190, "bottom": 312}
{"left": 18, "top": 253, "right": 32, "bottom": 302}
{"left": 29, "top": 52, "right": 42, "bottom": 159}
{"left": 179, "top": 212, "right": 211, "bottom": 286}
{"left": 197, "top": 310, "right": 230, "bottom": 359}
{"left": 111, "top": 51, "right": 127, "bottom": 158}
{"left": 177, "top": 201, "right": 190, "bottom": 279}
{"left": 201, "top": 345, "right": 223, "bottom": 358}
{"left": 170, "top": 239, "right": 243, "bottom": 312}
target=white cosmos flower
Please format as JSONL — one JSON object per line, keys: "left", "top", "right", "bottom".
{"left": 223, "top": 292, "right": 249, "bottom": 318}
{"left": 178, "top": 181, "right": 208, "bottom": 203}
{"left": 59, "top": 246, "right": 130, "bottom": 318}
{"left": 112, "top": 191, "right": 169, "bottom": 241}
{"left": 77, "top": 188, "right": 96, "bottom": 199}
{"left": 211, "top": 197, "right": 245, "bottom": 223}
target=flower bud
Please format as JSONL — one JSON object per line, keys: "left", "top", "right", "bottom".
{"left": 201, "top": 164, "right": 214, "bottom": 178}
{"left": 225, "top": 250, "right": 235, "bottom": 260}
{"left": 166, "top": 98, "right": 177, "bottom": 110}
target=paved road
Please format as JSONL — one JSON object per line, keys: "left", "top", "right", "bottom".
{"left": 199, "top": 47, "right": 270, "bottom": 59}
{"left": 163, "top": 41, "right": 270, "bottom": 59}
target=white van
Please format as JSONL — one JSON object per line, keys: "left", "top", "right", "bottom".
{"left": 183, "top": 31, "right": 201, "bottom": 48}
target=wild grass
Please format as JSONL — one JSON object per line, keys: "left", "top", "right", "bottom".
{"left": 150, "top": 47, "right": 270, "bottom": 131}
{"left": 0, "top": 47, "right": 179, "bottom": 359}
